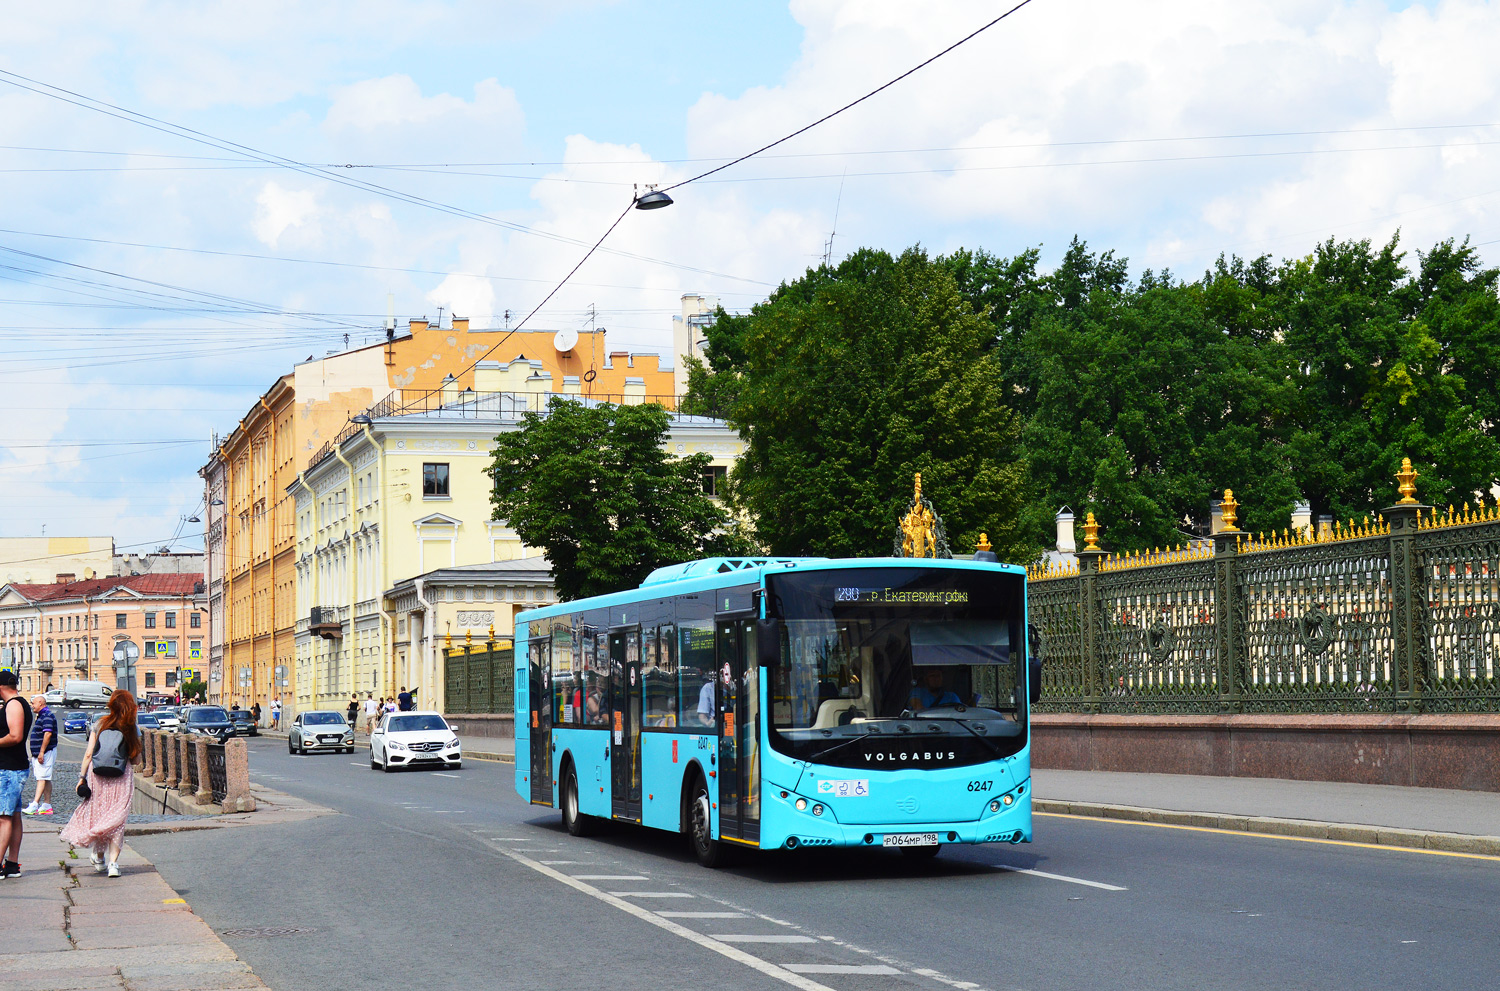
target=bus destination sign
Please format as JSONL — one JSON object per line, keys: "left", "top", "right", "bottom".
{"left": 833, "top": 587, "right": 969, "bottom": 605}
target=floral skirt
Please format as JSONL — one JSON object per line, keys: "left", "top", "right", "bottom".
{"left": 59, "top": 768, "right": 132, "bottom": 852}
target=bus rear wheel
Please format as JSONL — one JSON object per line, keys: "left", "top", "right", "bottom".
{"left": 562, "top": 764, "right": 595, "bottom": 837}
{"left": 687, "top": 773, "right": 724, "bottom": 868}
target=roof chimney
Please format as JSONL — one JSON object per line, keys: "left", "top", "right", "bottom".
{"left": 1055, "top": 507, "right": 1076, "bottom": 554}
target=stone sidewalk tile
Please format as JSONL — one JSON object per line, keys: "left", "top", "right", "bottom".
{"left": 126, "top": 973, "right": 268, "bottom": 991}
{"left": 0, "top": 944, "right": 241, "bottom": 976}
{"left": 0, "top": 965, "right": 123, "bottom": 991}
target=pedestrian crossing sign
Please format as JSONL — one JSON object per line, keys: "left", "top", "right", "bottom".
{"left": 189, "top": 645, "right": 201, "bottom": 660}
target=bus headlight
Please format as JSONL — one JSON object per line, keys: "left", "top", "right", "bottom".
{"left": 1003, "top": 794, "right": 1014, "bottom": 806}
{"left": 989, "top": 799, "right": 1001, "bottom": 813}
{"left": 795, "top": 798, "right": 807, "bottom": 811}
{"left": 812, "top": 804, "right": 824, "bottom": 817}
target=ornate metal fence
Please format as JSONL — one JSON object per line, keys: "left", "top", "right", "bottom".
{"left": 1030, "top": 488, "right": 1500, "bottom": 714}
{"left": 206, "top": 741, "right": 228, "bottom": 804}
{"left": 443, "top": 637, "right": 515, "bottom": 714}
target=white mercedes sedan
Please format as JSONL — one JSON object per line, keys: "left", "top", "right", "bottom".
{"left": 370, "top": 711, "right": 462, "bottom": 772}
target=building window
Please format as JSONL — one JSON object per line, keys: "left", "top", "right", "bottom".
{"left": 93, "top": 616, "right": 99, "bottom": 630}
{"left": 145, "top": 672, "right": 156, "bottom": 688}
{"left": 166, "top": 670, "right": 177, "bottom": 688}
{"left": 701, "top": 465, "right": 728, "bottom": 496}
{"left": 116, "top": 613, "right": 126, "bottom": 629}
{"left": 165, "top": 612, "right": 176, "bottom": 629}
{"left": 166, "top": 641, "right": 177, "bottom": 658}
{"left": 190, "top": 612, "right": 202, "bottom": 629}
{"left": 144, "top": 612, "right": 156, "bottom": 629}
{"left": 144, "top": 641, "right": 156, "bottom": 658}
{"left": 422, "top": 463, "right": 450, "bottom": 497}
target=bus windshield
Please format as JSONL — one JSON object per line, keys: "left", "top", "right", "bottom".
{"left": 765, "top": 567, "right": 1027, "bottom": 768}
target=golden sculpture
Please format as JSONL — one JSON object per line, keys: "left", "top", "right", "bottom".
{"left": 1220, "top": 489, "right": 1240, "bottom": 531}
{"left": 1082, "top": 511, "right": 1100, "bottom": 550}
{"left": 1396, "top": 457, "right": 1419, "bottom": 504}
{"left": 899, "top": 474, "right": 939, "bottom": 558}
{"left": 976, "top": 533, "right": 992, "bottom": 553}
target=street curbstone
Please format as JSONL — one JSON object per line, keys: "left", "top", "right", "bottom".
{"left": 1033, "top": 798, "right": 1500, "bottom": 856}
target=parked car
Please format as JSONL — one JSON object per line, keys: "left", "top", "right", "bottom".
{"left": 136, "top": 712, "right": 162, "bottom": 731}
{"left": 61, "top": 710, "right": 90, "bottom": 735}
{"left": 369, "top": 711, "right": 461, "bottom": 772}
{"left": 288, "top": 711, "right": 354, "bottom": 754}
{"left": 153, "top": 707, "right": 181, "bottom": 731}
{"left": 181, "top": 705, "right": 234, "bottom": 741}
{"left": 227, "top": 709, "right": 259, "bottom": 737}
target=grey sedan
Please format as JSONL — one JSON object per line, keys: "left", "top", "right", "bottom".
{"left": 289, "top": 711, "right": 355, "bottom": 754}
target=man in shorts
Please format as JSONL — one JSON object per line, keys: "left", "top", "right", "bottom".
{"left": 362, "top": 694, "right": 379, "bottom": 734}
{"left": 22, "top": 693, "right": 55, "bottom": 816}
{"left": 0, "top": 669, "right": 34, "bottom": 878}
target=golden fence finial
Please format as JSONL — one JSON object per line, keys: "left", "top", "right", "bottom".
{"left": 1396, "top": 457, "right": 1419, "bottom": 504}
{"left": 1220, "top": 489, "right": 1240, "bottom": 531}
{"left": 976, "top": 533, "right": 992, "bottom": 553}
{"left": 1083, "top": 511, "right": 1100, "bottom": 550}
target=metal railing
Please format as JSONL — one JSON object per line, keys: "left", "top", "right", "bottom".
{"left": 1030, "top": 488, "right": 1500, "bottom": 714}
{"left": 206, "top": 741, "right": 227, "bottom": 804}
{"left": 444, "top": 641, "right": 515, "bottom": 715}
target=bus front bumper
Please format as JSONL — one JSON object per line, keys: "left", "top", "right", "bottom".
{"left": 758, "top": 781, "right": 1033, "bottom": 850}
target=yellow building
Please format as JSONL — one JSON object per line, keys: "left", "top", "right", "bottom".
{"left": 289, "top": 394, "right": 745, "bottom": 713}
{"left": 0, "top": 537, "right": 114, "bottom": 586}
{"left": 204, "top": 317, "right": 679, "bottom": 715}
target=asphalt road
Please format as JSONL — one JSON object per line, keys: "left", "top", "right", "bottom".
{"left": 129, "top": 738, "right": 1500, "bottom": 991}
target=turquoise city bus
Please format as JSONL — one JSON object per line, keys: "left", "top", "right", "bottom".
{"left": 513, "top": 556, "right": 1038, "bottom": 866}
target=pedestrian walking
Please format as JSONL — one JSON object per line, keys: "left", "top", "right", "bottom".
{"left": 251, "top": 701, "right": 262, "bottom": 726}
{"left": 23, "top": 693, "right": 56, "bottom": 816}
{"left": 362, "top": 694, "right": 378, "bottom": 734}
{"left": 0, "top": 669, "right": 35, "bottom": 879}
{"left": 346, "top": 695, "right": 358, "bottom": 728}
{"left": 397, "top": 686, "right": 413, "bottom": 711}
{"left": 383, "top": 697, "right": 397, "bottom": 715}
{"left": 270, "top": 697, "right": 282, "bottom": 730}
{"left": 59, "top": 690, "right": 140, "bottom": 879}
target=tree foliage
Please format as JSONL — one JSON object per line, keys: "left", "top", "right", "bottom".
{"left": 689, "top": 234, "right": 1500, "bottom": 560}
{"left": 489, "top": 400, "right": 750, "bottom": 600}
{"left": 692, "top": 247, "right": 1033, "bottom": 560}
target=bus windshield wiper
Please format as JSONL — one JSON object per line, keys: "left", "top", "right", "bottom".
{"left": 804, "top": 730, "right": 878, "bottom": 765}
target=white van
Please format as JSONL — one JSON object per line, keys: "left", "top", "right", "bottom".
{"left": 60, "top": 679, "right": 114, "bottom": 707}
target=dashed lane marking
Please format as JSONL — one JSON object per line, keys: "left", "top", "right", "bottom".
{"left": 432, "top": 773, "right": 461, "bottom": 778}
{"left": 996, "top": 865, "right": 1127, "bottom": 891}
{"left": 787, "top": 965, "right": 904, "bottom": 975}
{"left": 712, "top": 934, "right": 818, "bottom": 944}
{"left": 484, "top": 845, "right": 838, "bottom": 991}
{"left": 610, "top": 891, "right": 694, "bottom": 898}
{"left": 658, "top": 911, "right": 747, "bottom": 919}
{"left": 538, "top": 860, "right": 583, "bottom": 865}
{"left": 571, "top": 875, "right": 649, "bottom": 881}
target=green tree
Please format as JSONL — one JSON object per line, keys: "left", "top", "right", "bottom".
{"left": 180, "top": 678, "right": 207, "bottom": 703}
{"left": 697, "top": 246, "right": 1033, "bottom": 560}
{"left": 489, "top": 400, "right": 750, "bottom": 600}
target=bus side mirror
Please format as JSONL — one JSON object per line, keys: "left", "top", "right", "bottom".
{"left": 1027, "top": 623, "right": 1043, "bottom": 705}
{"left": 756, "top": 619, "right": 780, "bottom": 668}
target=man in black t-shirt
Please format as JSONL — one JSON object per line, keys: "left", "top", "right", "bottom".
{"left": 0, "top": 669, "right": 35, "bottom": 879}
{"left": 398, "top": 688, "right": 414, "bottom": 711}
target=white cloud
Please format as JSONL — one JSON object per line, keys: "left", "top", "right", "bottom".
{"left": 251, "top": 182, "right": 322, "bottom": 248}
{"left": 323, "top": 75, "right": 525, "bottom": 161}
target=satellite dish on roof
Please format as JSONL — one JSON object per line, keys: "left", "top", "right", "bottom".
{"left": 553, "top": 328, "right": 578, "bottom": 353}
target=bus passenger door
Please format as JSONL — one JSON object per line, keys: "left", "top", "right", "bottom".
{"left": 610, "top": 628, "right": 642, "bottom": 822}
{"left": 529, "top": 639, "right": 551, "bottom": 806}
{"left": 716, "top": 617, "right": 761, "bottom": 842}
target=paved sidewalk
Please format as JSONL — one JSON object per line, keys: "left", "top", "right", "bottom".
{"left": 0, "top": 834, "right": 270, "bottom": 991}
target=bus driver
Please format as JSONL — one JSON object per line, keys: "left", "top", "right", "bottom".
{"left": 910, "top": 667, "right": 962, "bottom": 710}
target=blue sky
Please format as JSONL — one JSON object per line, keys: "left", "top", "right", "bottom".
{"left": 2, "top": 0, "right": 1499, "bottom": 553}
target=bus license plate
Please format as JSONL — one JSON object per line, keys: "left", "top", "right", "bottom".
{"left": 882, "top": 832, "right": 940, "bottom": 848}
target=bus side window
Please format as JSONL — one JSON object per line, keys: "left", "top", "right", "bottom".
{"left": 679, "top": 621, "right": 715, "bottom": 727}
{"left": 645, "top": 624, "right": 678, "bottom": 727}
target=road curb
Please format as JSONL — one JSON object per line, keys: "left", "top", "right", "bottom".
{"left": 466, "top": 751, "right": 515, "bottom": 763}
{"left": 1033, "top": 799, "right": 1500, "bottom": 855}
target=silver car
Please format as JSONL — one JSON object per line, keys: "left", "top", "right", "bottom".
{"left": 289, "top": 711, "right": 355, "bottom": 755}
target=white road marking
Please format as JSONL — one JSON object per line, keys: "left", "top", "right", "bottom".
{"left": 998, "top": 866, "right": 1127, "bottom": 891}
{"left": 712, "top": 935, "right": 817, "bottom": 944}
{"left": 610, "top": 891, "right": 694, "bottom": 898}
{"left": 538, "top": 860, "right": 582, "bottom": 865}
{"left": 487, "top": 838, "right": 529, "bottom": 841}
{"left": 787, "top": 965, "right": 903, "bottom": 975}
{"left": 571, "top": 875, "right": 649, "bottom": 881}
{"left": 658, "top": 911, "right": 747, "bottom": 919}
{"left": 349, "top": 763, "right": 364, "bottom": 767}
{"left": 484, "top": 846, "right": 838, "bottom": 991}
{"left": 433, "top": 773, "right": 460, "bottom": 778}
{"left": 911, "top": 968, "right": 986, "bottom": 990}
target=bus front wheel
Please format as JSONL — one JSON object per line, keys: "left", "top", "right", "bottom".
{"left": 687, "top": 773, "right": 724, "bottom": 868}
{"left": 562, "top": 764, "right": 595, "bottom": 837}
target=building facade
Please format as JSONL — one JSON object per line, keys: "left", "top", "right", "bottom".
{"left": 202, "top": 317, "right": 681, "bottom": 717}
{"left": 289, "top": 394, "right": 745, "bottom": 713}
{"left": 0, "top": 574, "right": 206, "bottom": 696}
{"left": 0, "top": 537, "right": 114, "bottom": 586}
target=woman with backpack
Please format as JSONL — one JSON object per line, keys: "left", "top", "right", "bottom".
{"left": 59, "top": 690, "right": 140, "bottom": 878}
